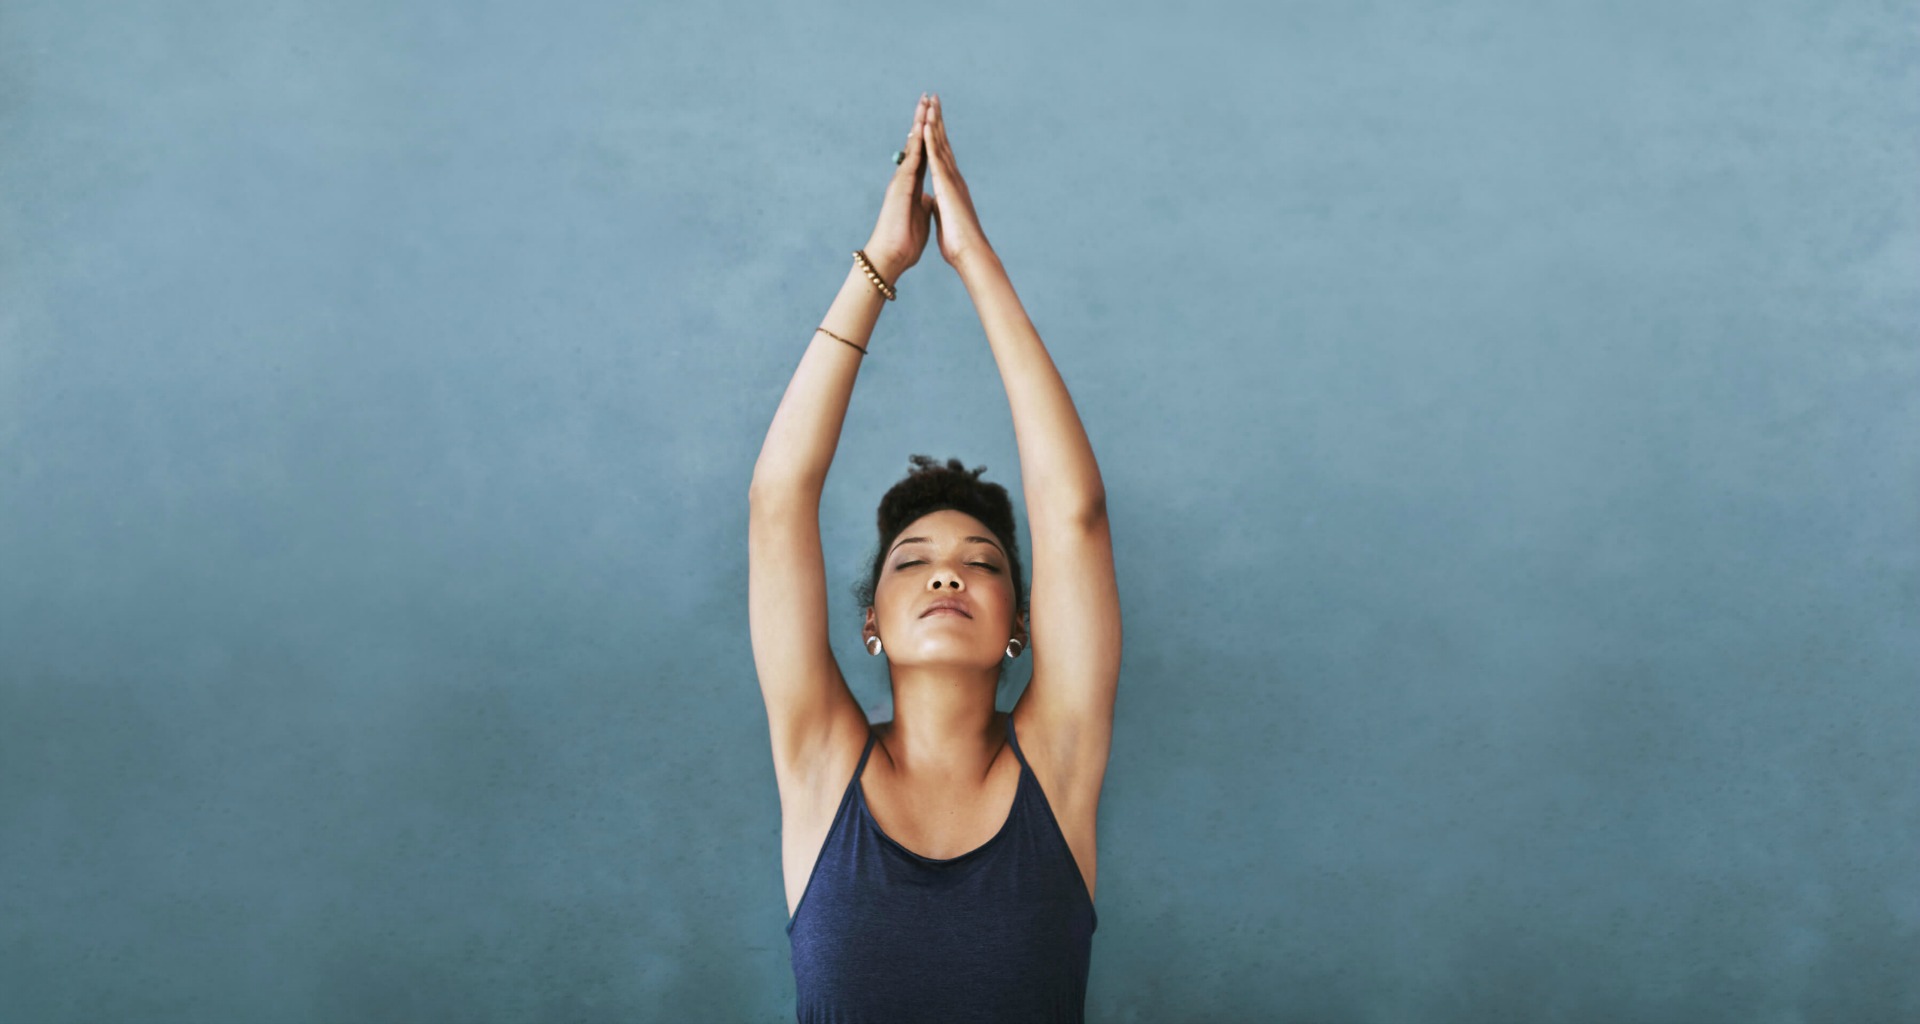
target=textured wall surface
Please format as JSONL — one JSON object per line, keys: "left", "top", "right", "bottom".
{"left": 2, "top": 1, "right": 1915, "bottom": 1021}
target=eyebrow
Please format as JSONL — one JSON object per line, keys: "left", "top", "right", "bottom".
{"left": 890, "top": 535, "right": 1005, "bottom": 559}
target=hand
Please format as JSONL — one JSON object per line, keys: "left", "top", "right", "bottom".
{"left": 921, "top": 93, "right": 992, "bottom": 271}
{"left": 863, "top": 95, "right": 934, "bottom": 282}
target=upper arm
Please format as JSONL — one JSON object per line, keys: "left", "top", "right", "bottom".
{"left": 1016, "top": 506, "right": 1121, "bottom": 802}
{"left": 748, "top": 488, "right": 868, "bottom": 803}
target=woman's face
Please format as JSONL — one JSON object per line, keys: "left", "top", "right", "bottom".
{"left": 869, "top": 509, "right": 1024, "bottom": 663}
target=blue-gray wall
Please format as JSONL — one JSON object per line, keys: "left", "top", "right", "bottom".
{"left": 3, "top": 2, "right": 1914, "bottom": 1021}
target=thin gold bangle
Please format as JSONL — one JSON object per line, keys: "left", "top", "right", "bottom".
{"left": 816, "top": 326, "right": 867, "bottom": 355}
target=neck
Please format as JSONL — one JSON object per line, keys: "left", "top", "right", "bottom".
{"left": 879, "top": 668, "right": 1006, "bottom": 781}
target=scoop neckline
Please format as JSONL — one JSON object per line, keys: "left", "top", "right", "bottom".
{"left": 856, "top": 730, "right": 1026, "bottom": 864}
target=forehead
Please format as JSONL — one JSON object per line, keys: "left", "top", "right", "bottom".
{"left": 903, "top": 509, "right": 989, "bottom": 534}
{"left": 889, "top": 511, "right": 1005, "bottom": 556}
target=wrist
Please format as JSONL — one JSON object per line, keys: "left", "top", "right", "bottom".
{"left": 953, "top": 244, "right": 1000, "bottom": 280}
{"left": 860, "top": 245, "right": 908, "bottom": 287}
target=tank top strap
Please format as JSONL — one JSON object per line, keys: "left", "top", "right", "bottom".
{"left": 1006, "top": 712, "right": 1031, "bottom": 774}
{"left": 852, "top": 725, "right": 878, "bottom": 784}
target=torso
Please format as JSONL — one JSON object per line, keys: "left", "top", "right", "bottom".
{"left": 782, "top": 704, "right": 1099, "bottom": 922}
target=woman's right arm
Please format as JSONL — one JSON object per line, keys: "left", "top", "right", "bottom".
{"left": 748, "top": 256, "right": 901, "bottom": 793}
{"left": 751, "top": 96, "right": 929, "bottom": 790}
{"left": 752, "top": 94, "right": 929, "bottom": 497}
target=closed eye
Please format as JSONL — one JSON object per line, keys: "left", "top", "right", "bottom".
{"left": 895, "top": 560, "right": 1000, "bottom": 572}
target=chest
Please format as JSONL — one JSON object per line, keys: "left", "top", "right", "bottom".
{"left": 783, "top": 740, "right": 1098, "bottom": 921}
{"left": 863, "top": 747, "right": 1021, "bottom": 856}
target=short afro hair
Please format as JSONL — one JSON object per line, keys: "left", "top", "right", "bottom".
{"left": 852, "top": 454, "right": 1029, "bottom": 630}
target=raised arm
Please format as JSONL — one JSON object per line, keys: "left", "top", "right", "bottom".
{"left": 747, "top": 250, "right": 894, "bottom": 786}
{"left": 748, "top": 96, "right": 934, "bottom": 794}
{"left": 920, "top": 94, "right": 1106, "bottom": 524}
{"left": 748, "top": 94, "right": 933, "bottom": 496}
{"left": 922, "top": 93, "right": 1119, "bottom": 780}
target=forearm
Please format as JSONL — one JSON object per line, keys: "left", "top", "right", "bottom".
{"left": 955, "top": 249, "right": 1107, "bottom": 524}
{"left": 749, "top": 258, "right": 901, "bottom": 498}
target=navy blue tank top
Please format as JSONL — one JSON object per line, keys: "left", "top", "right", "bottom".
{"left": 786, "top": 713, "right": 1098, "bottom": 1022}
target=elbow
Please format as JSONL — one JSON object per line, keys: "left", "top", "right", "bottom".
{"left": 1072, "top": 492, "right": 1109, "bottom": 531}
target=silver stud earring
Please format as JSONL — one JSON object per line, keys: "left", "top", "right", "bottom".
{"left": 1005, "top": 638, "right": 1025, "bottom": 658}
{"left": 867, "top": 636, "right": 883, "bottom": 656}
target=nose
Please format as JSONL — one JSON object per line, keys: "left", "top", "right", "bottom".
{"left": 931, "top": 573, "right": 961, "bottom": 590}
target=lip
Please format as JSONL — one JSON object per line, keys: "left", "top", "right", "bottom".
{"left": 920, "top": 601, "right": 972, "bottom": 619}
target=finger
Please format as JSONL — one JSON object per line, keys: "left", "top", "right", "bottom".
{"left": 928, "top": 117, "right": 958, "bottom": 187}
{"left": 910, "top": 97, "right": 929, "bottom": 169}
{"left": 887, "top": 127, "right": 923, "bottom": 207}
{"left": 897, "top": 98, "right": 928, "bottom": 183}
{"left": 911, "top": 119, "right": 929, "bottom": 198}
{"left": 930, "top": 94, "right": 952, "bottom": 161}
{"left": 923, "top": 110, "right": 950, "bottom": 181}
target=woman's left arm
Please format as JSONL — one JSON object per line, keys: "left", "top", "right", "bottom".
{"left": 924, "top": 94, "right": 1118, "bottom": 754}
{"left": 964, "top": 245, "right": 1121, "bottom": 767}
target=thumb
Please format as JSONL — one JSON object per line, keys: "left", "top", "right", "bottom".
{"left": 889, "top": 139, "right": 922, "bottom": 209}
{"left": 924, "top": 154, "right": 941, "bottom": 199}
{"left": 922, "top": 188, "right": 943, "bottom": 236}
{"left": 898, "top": 120, "right": 927, "bottom": 178}
{"left": 909, "top": 124, "right": 929, "bottom": 197}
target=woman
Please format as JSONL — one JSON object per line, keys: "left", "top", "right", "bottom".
{"left": 748, "top": 93, "right": 1121, "bottom": 1022}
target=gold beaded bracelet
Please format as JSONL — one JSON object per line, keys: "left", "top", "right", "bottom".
{"left": 852, "top": 249, "right": 896, "bottom": 301}
{"left": 812, "top": 250, "right": 894, "bottom": 356}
